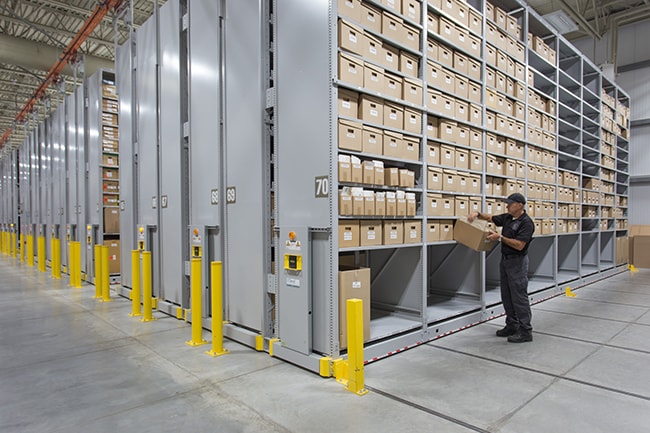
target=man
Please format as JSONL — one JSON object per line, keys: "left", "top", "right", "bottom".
{"left": 468, "top": 193, "right": 535, "bottom": 343}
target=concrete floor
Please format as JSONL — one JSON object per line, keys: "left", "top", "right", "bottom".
{"left": 1, "top": 257, "right": 650, "bottom": 433}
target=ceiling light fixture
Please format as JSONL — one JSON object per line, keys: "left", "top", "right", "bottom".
{"left": 543, "top": 9, "right": 579, "bottom": 34}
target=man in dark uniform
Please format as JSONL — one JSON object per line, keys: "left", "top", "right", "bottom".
{"left": 468, "top": 193, "right": 535, "bottom": 343}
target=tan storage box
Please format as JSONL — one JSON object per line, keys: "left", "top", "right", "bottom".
{"left": 338, "top": 53, "right": 364, "bottom": 87}
{"left": 339, "top": 20, "right": 366, "bottom": 56}
{"left": 362, "top": 126, "right": 383, "bottom": 155}
{"left": 454, "top": 218, "right": 497, "bottom": 252}
{"left": 338, "top": 119, "right": 363, "bottom": 151}
{"left": 103, "top": 208, "right": 120, "bottom": 234}
{"left": 106, "top": 239, "right": 121, "bottom": 274}
{"left": 339, "top": 267, "right": 371, "bottom": 349}
{"left": 339, "top": 221, "right": 360, "bottom": 248}
{"left": 383, "top": 221, "right": 404, "bottom": 244}
{"left": 404, "top": 220, "right": 421, "bottom": 243}
{"left": 439, "top": 219, "right": 454, "bottom": 241}
{"left": 360, "top": 220, "right": 382, "bottom": 246}
{"left": 427, "top": 221, "right": 440, "bottom": 242}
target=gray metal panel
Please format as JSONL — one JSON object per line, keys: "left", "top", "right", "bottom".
{"left": 275, "top": 0, "right": 333, "bottom": 357}
{"left": 19, "top": 137, "right": 30, "bottom": 232}
{"left": 276, "top": 0, "right": 332, "bottom": 228}
{"left": 159, "top": 0, "right": 184, "bottom": 305}
{"left": 43, "top": 118, "right": 52, "bottom": 260}
{"left": 117, "top": 39, "right": 134, "bottom": 286}
{"left": 136, "top": 16, "right": 158, "bottom": 228}
{"left": 76, "top": 85, "right": 87, "bottom": 271}
{"left": 136, "top": 13, "right": 161, "bottom": 291}
{"left": 224, "top": 0, "right": 265, "bottom": 331}
{"left": 65, "top": 94, "right": 78, "bottom": 229}
{"left": 87, "top": 71, "right": 102, "bottom": 226}
{"left": 31, "top": 129, "right": 37, "bottom": 228}
{"left": 30, "top": 128, "right": 39, "bottom": 228}
{"left": 188, "top": 0, "right": 221, "bottom": 228}
{"left": 54, "top": 104, "right": 68, "bottom": 265}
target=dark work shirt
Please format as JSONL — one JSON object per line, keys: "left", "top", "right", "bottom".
{"left": 492, "top": 211, "right": 534, "bottom": 256}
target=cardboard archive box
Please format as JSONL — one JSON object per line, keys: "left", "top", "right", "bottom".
{"left": 453, "top": 218, "right": 498, "bottom": 252}
{"left": 629, "top": 225, "right": 650, "bottom": 268}
{"left": 339, "top": 267, "right": 371, "bottom": 349}
{"left": 103, "top": 208, "right": 120, "bottom": 234}
{"left": 106, "top": 239, "right": 121, "bottom": 274}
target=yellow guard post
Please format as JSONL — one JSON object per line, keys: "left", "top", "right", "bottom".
{"left": 206, "top": 261, "right": 229, "bottom": 357}
{"left": 342, "top": 298, "right": 368, "bottom": 396}
{"left": 186, "top": 257, "right": 207, "bottom": 346}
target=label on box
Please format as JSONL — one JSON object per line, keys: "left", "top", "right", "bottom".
{"left": 352, "top": 281, "right": 361, "bottom": 289}
{"left": 344, "top": 232, "right": 353, "bottom": 241}
{"left": 370, "top": 109, "right": 378, "bottom": 117}
{"left": 347, "top": 65, "right": 358, "bottom": 75}
{"left": 409, "top": 229, "right": 417, "bottom": 239}
{"left": 342, "top": 100, "right": 351, "bottom": 109}
{"left": 368, "top": 231, "right": 376, "bottom": 240}
{"left": 349, "top": 33, "right": 357, "bottom": 43}
{"left": 390, "top": 230, "right": 398, "bottom": 239}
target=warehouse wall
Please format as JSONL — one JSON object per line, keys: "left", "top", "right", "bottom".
{"left": 573, "top": 20, "right": 650, "bottom": 225}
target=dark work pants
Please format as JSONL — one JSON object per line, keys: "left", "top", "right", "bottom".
{"left": 500, "top": 255, "right": 532, "bottom": 333}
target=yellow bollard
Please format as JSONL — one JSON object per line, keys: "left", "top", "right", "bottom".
{"left": 37, "top": 235, "right": 46, "bottom": 272}
{"left": 10, "top": 232, "right": 16, "bottom": 258}
{"left": 129, "top": 250, "right": 142, "bottom": 317}
{"left": 19, "top": 233, "right": 24, "bottom": 263}
{"left": 70, "top": 242, "right": 82, "bottom": 288}
{"left": 140, "top": 251, "right": 155, "bottom": 322}
{"left": 345, "top": 299, "right": 368, "bottom": 396}
{"left": 68, "top": 242, "right": 75, "bottom": 284}
{"left": 27, "top": 234, "right": 34, "bottom": 267}
{"left": 51, "top": 238, "right": 56, "bottom": 278}
{"left": 101, "top": 245, "right": 111, "bottom": 301}
{"left": 94, "top": 245, "right": 102, "bottom": 298}
{"left": 186, "top": 257, "right": 207, "bottom": 346}
{"left": 206, "top": 261, "right": 229, "bottom": 357}
{"left": 51, "top": 238, "right": 61, "bottom": 279}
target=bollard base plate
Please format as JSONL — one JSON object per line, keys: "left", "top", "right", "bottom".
{"left": 186, "top": 339, "right": 208, "bottom": 347}
{"left": 128, "top": 312, "right": 143, "bottom": 318}
{"left": 205, "top": 349, "right": 229, "bottom": 357}
{"left": 141, "top": 317, "right": 158, "bottom": 323}
{"left": 345, "top": 386, "right": 369, "bottom": 396}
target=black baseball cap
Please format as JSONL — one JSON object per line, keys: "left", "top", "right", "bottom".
{"left": 503, "top": 193, "right": 526, "bottom": 205}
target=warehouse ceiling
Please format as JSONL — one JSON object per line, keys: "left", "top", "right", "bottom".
{"left": 0, "top": 0, "right": 648, "bottom": 150}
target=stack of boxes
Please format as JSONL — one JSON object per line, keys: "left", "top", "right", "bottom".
{"left": 337, "top": 0, "right": 426, "bottom": 343}
{"left": 426, "top": 0, "right": 485, "bottom": 241}
{"left": 335, "top": 0, "right": 630, "bottom": 342}
{"left": 601, "top": 87, "right": 630, "bottom": 246}
{"left": 100, "top": 76, "right": 121, "bottom": 275}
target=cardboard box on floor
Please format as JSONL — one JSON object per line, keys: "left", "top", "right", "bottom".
{"left": 629, "top": 225, "right": 650, "bottom": 267}
{"left": 339, "top": 267, "right": 371, "bottom": 349}
{"left": 453, "top": 218, "right": 498, "bottom": 252}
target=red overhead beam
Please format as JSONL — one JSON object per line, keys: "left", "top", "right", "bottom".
{"left": 0, "top": 0, "right": 121, "bottom": 148}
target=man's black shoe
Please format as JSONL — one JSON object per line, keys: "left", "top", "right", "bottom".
{"left": 507, "top": 332, "right": 533, "bottom": 343}
{"left": 496, "top": 325, "right": 518, "bottom": 337}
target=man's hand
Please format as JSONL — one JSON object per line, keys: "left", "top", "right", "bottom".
{"left": 467, "top": 212, "right": 479, "bottom": 222}
{"left": 487, "top": 230, "right": 501, "bottom": 241}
